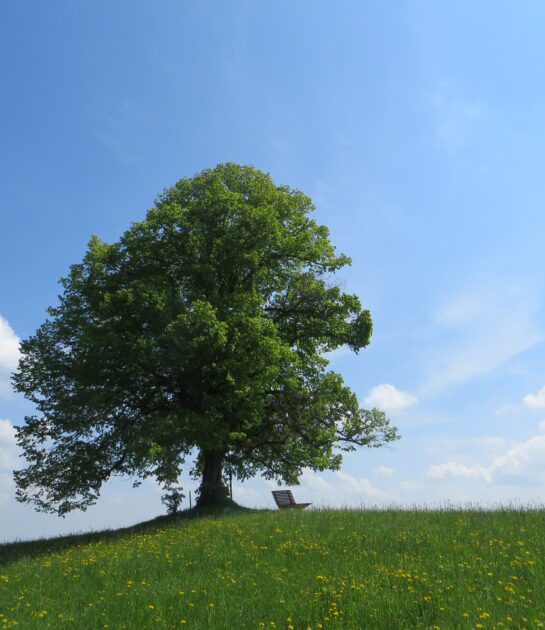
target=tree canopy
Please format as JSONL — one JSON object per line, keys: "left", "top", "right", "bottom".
{"left": 13, "top": 163, "right": 399, "bottom": 513}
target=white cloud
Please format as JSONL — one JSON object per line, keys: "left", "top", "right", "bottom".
{"left": 426, "top": 423, "right": 545, "bottom": 488}
{"left": 491, "top": 435, "right": 545, "bottom": 475}
{"left": 426, "top": 462, "right": 492, "bottom": 483}
{"left": 523, "top": 385, "right": 545, "bottom": 409}
{"left": 0, "top": 473, "right": 14, "bottom": 505}
{"left": 334, "top": 471, "right": 382, "bottom": 497}
{"left": 230, "top": 484, "right": 262, "bottom": 504}
{"left": 264, "top": 469, "right": 382, "bottom": 507}
{"left": 0, "top": 316, "right": 20, "bottom": 397}
{"left": 0, "top": 419, "right": 19, "bottom": 470}
{"left": 374, "top": 466, "right": 395, "bottom": 477}
{"left": 471, "top": 436, "right": 512, "bottom": 452}
{"left": 398, "top": 480, "right": 422, "bottom": 493}
{"left": 0, "top": 419, "right": 19, "bottom": 504}
{"left": 364, "top": 384, "right": 418, "bottom": 412}
{"left": 300, "top": 470, "right": 334, "bottom": 493}
{"left": 0, "top": 418, "right": 16, "bottom": 445}
{"left": 422, "top": 282, "right": 543, "bottom": 395}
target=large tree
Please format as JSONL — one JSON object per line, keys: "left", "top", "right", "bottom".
{"left": 13, "top": 163, "right": 399, "bottom": 514}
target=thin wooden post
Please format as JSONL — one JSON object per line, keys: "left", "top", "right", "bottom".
{"left": 229, "top": 470, "right": 233, "bottom": 500}
{"left": 189, "top": 490, "right": 192, "bottom": 509}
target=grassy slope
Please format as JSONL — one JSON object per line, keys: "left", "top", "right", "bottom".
{"left": 1, "top": 507, "right": 545, "bottom": 629}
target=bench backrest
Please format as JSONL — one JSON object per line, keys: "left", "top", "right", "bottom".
{"left": 272, "top": 490, "right": 295, "bottom": 507}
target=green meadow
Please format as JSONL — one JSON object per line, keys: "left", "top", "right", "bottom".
{"left": 1, "top": 507, "right": 545, "bottom": 629}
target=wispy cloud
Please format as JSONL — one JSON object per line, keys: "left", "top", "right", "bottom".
{"left": 364, "top": 384, "right": 418, "bottom": 412}
{"left": 95, "top": 131, "right": 138, "bottom": 164}
{"left": 0, "top": 316, "right": 20, "bottom": 398}
{"left": 374, "top": 466, "right": 395, "bottom": 477}
{"left": 427, "top": 462, "right": 492, "bottom": 483}
{"left": 421, "top": 281, "right": 544, "bottom": 396}
{"left": 94, "top": 101, "right": 146, "bottom": 164}
{"left": 323, "top": 345, "right": 352, "bottom": 363}
{"left": 495, "top": 403, "right": 520, "bottom": 417}
{"left": 311, "top": 177, "right": 341, "bottom": 210}
{"left": 431, "top": 82, "right": 482, "bottom": 157}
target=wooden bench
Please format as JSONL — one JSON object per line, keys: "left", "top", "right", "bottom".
{"left": 272, "top": 490, "right": 312, "bottom": 510}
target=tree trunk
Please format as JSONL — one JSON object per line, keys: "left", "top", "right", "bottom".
{"left": 196, "top": 449, "right": 229, "bottom": 508}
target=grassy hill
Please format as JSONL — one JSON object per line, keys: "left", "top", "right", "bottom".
{"left": 1, "top": 506, "right": 545, "bottom": 629}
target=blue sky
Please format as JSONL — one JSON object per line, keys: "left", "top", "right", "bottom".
{"left": 2, "top": 1, "right": 545, "bottom": 541}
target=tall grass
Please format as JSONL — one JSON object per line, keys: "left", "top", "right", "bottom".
{"left": 1, "top": 506, "right": 545, "bottom": 628}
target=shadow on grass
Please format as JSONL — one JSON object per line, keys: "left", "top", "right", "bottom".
{"left": 0, "top": 502, "right": 265, "bottom": 568}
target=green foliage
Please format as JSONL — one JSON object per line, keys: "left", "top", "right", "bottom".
{"left": 12, "top": 163, "right": 399, "bottom": 514}
{"left": 161, "top": 484, "right": 186, "bottom": 516}
{"left": 1, "top": 509, "right": 545, "bottom": 628}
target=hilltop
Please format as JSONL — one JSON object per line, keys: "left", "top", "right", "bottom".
{"left": 1, "top": 507, "right": 545, "bottom": 628}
